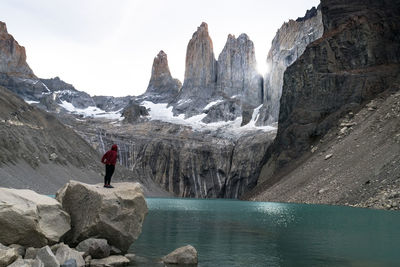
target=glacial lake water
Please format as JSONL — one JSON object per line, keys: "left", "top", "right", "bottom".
{"left": 129, "top": 198, "right": 400, "bottom": 267}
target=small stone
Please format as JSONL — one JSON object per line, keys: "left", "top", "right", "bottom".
{"left": 162, "top": 245, "right": 198, "bottom": 265}
{"left": 324, "top": 154, "right": 333, "bottom": 160}
{"left": 49, "top": 153, "right": 58, "bottom": 160}
{"left": 340, "top": 127, "right": 348, "bottom": 134}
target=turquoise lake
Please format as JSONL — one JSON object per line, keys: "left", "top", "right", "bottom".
{"left": 129, "top": 198, "right": 400, "bottom": 267}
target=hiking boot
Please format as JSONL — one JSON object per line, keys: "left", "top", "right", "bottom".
{"left": 108, "top": 185, "right": 114, "bottom": 188}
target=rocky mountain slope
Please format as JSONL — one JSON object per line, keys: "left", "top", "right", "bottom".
{"left": 246, "top": 0, "right": 400, "bottom": 209}
{"left": 0, "top": 85, "right": 168, "bottom": 196}
{"left": 247, "top": 89, "right": 400, "bottom": 210}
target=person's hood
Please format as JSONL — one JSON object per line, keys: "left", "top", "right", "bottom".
{"left": 111, "top": 144, "right": 118, "bottom": 151}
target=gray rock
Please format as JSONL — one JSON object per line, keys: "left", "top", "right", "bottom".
{"left": 0, "top": 188, "right": 71, "bottom": 247}
{"left": 25, "top": 247, "right": 40, "bottom": 260}
{"left": 7, "top": 258, "right": 44, "bottom": 267}
{"left": 217, "top": 33, "right": 263, "bottom": 107}
{"left": 0, "top": 243, "right": 19, "bottom": 267}
{"left": 60, "top": 259, "right": 77, "bottom": 267}
{"left": 35, "top": 246, "right": 60, "bottom": 267}
{"left": 75, "top": 238, "right": 110, "bottom": 259}
{"left": 162, "top": 245, "right": 198, "bottom": 265}
{"left": 122, "top": 103, "right": 148, "bottom": 124}
{"left": 89, "top": 255, "right": 130, "bottom": 267}
{"left": 56, "top": 181, "right": 148, "bottom": 253}
{"left": 55, "top": 243, "right": 85, "bottom": 267}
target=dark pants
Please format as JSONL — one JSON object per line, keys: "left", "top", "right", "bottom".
{"left": 104, "top": 164, "right": 115, "bottom": 185}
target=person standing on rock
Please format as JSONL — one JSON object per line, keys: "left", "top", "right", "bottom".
{"left": 101, "top": 144, "right": 118, "bottom": 188}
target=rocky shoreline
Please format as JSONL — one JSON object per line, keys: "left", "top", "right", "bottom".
{"left": 0, "top": 182, "right": 198, "bottom": 267}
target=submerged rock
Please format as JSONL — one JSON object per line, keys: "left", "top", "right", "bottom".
{"left": 56, "top": 181, "right": 148, "bottom": 253}
{"left": 162, "top": 245, "right": 198, "bottom": 265}
{"left": 0, "top": 188, "right": 71, "bottom": 247}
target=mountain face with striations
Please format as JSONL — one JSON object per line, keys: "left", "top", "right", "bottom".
{"left": 247, "top": 0, "right": 400, "bottom": 208}
{"left": 256, "top": 6, "right": 323, "bottom": 125}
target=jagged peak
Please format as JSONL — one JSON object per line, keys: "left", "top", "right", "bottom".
{"left": 156, "top": 50, "right": 167, "bottom": 59}
{"left": 192, "top": 22, "right": 210, "bottom": 39}
{"left": 0, "top": 21, "right": 7, "bottom": 33}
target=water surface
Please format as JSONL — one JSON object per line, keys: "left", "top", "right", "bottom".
{"left": 130, "top": 198, "right": 400, "bottom": 266}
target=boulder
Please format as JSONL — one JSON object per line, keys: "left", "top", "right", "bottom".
{"left": 75, "top": 238, "right": 110, "bottom": 259}
{"left": 55, "top": 244, "right": 85, "bottom": 267}
{"left": 162, "top": 245, "right": 198, "bottom": 265}
{"left": 0, "top": 243, "right": 19, "bottom": 267}
{"left": 89, "top": 255, "right": 130, "bottom": 267}
{"left": 56, "top": 181, "right": 148, "bottom": 253}
{"left": 7, "top": 258, "right": 44, "bottom": 267}
{"left": 35, "top": 246, "right": 59, "bottom": 267}
{"left": 0, "top": 188, "right": 70, "bottom": 247}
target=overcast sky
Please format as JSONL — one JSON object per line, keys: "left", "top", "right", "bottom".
{"left": 1, "top": 0, "right": 320, "bottom": 97}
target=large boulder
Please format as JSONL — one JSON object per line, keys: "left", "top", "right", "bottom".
{"left": 56, "top": 181, "right": 148, "bottom": 253}
{"left": 0, "top": 188, "right": 71, "bottom": 247}
{"left": 162, "top": 245, "right": 198, "bottom": 265}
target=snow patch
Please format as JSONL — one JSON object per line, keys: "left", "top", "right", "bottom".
{"left": 24, "top": 100, "right": 40, "bottom": 104}
{"left": 59, "top": 101, "right": 123, "bottom": 120}
{"left": 141, "top": 101, "right": 276, "bottom": 137}
{"left": 203, "top": 99, "right": 223, "bottom": 110}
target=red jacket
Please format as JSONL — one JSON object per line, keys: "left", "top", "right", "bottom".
{"left": 101, "top": 144, "right": 118, "bottom": 165}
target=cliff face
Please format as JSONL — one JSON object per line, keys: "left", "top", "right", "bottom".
{"left": 258, "top": 0, "right": 400, "bottom": 182}
{"left": 0, "top": 22, "right": 35, "bottom": 78}
{"left": 257, "top": 7, "right": 323, "bottom": 125}
{"left": 73, "top": 121, "right": 275, "bottom": 198}
{"left": 145, "top": 50, "right": 181, "bottom": 103}
{"left": 217, "top": 34, "right": 263, "bottom": 107}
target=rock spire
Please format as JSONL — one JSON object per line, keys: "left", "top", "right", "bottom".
{"left": 217, "top": 33, "right": 263, "bottom": 107}
{"left": 145, "top": 50, "right": 181, "bottom": 102}
{"left": 0, "top": 21, "right": 35, "bottom": 78}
